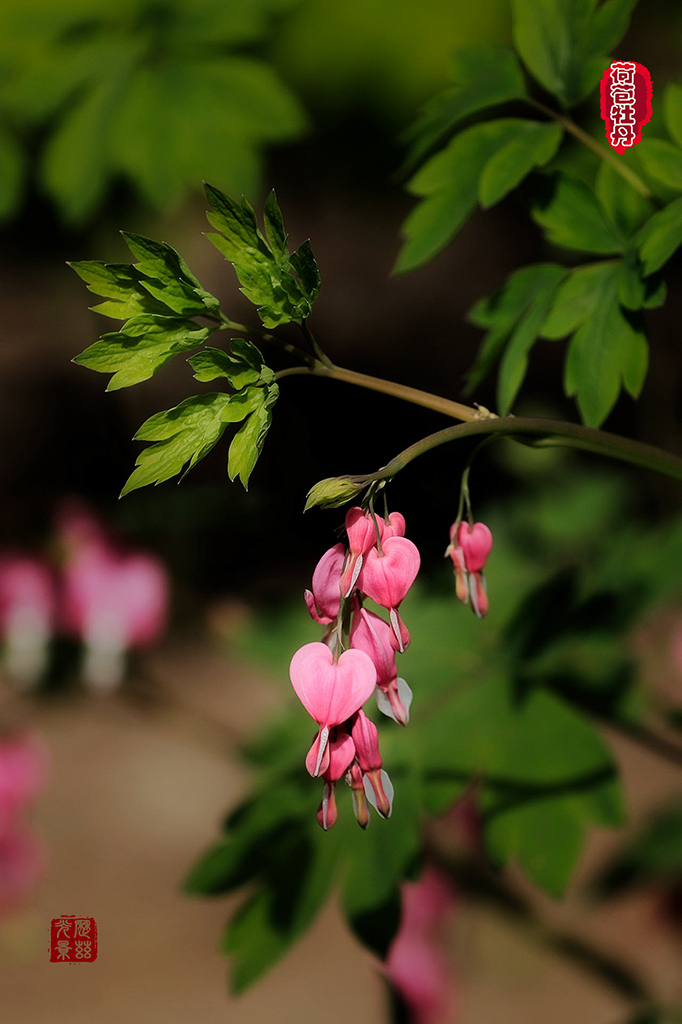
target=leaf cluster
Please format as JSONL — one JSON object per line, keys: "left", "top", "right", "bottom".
{"left": 0, "top": 0, "right": 305, "bottom": 222}
{"left": 398, "top": 0, "right": 682, "bottom": 426}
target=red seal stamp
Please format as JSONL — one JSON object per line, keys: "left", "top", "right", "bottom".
{"left": 600, "top": 61, "right": 652, "bottom": 153}
{"left": 49, "top": 916, "right": 98, "bottom": 962}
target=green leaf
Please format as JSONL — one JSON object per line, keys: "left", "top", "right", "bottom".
{"left": 479, "top": 122, "right": 563, "bottom": 208}
{"left": 121, "top": 232, "right": 219, "bottom": 316}
{"left": 68, "top": 261, "right": 172, "bottom": 319}
{"left": 73, "top": 315, "right": 210, "bottom": 391}
{"left": 227, "top": 384, "right": 278, "bottom": 489}
{"left": 637, "top": 196, "right": 682, "bottom": 274}
{"left": 558, "top": 263, "right": 648, "bottom": 425}
{"left": 263, "top": 189, "right": 288, "bottom": 263}
{"left": 497, "top": 264, "right": 566, "bottom": 414}
{"left": 664, "top": 83, "right": 682, "bottom": 149}
{"left": 511, "top": 0, "right": 637, "bottom": 108}
{"left": 289, "top": 241, "right": 321, "bottom": 303}
{"left": 121, "top": 390, "right": 262, "bottom": 496}
{"left": 188, "top": 347, "right": 261, "bottom": 389}
{"left": 402, "top": 46, "right": 527, "bottom": 172}
{"left": 636, "top": 139, "right": 682, "bottom": 192}
{"left": 415, "top": 676, "right": 623, "bottom": 896}
{"left": 466, "top": 263, "right": 566, "bottom": 395}
{"left": 397, "top": 120, "right": 545, "bottom": 272}
{"left": 205, "top": 185, "right": 271, "bottom": 262}
{"left": 595, "top": 162, "right": 654, "bottom": 237}
{"left": 532, "top": 175, "right": 625, "bottom": 254}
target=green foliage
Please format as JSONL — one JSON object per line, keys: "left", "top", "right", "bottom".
{"left": 0, "top": 0, "right": 305, "bottom": 222}
{"left": 637, "top": 197, "right": 682, "bottom": 275}
{"left": 531, "top": 176, "right": 625, "bottom": 254}
{"left": 595, "top": 801, "right": 682, "bottom": 897}
{"left": 397, "top": 119, "right": 563, "bottom": 272}
{"left": 206, "top": 185, "right": 321, "bottom": 328}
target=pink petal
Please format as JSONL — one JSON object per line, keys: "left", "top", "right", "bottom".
{"left": 350, "top": 608, "right": 397, "bottom": 688}
{"left": 345, "top": 507, "right": 380, "bottom": 556}
{"left": 289, "top": 642, "right": 377, "bottom": 727}
{"left": 382, "top": 512, "right": 406, "bottom": 539}
{"left": 308, "top": 543, "right": 345, "bottom": 620}
{"left": 456, "top": 522, "right": 492, "bottom": 573}
{"left": 351, "top": 709, "right": 382, "bottom": 772}
{"left": 358, "top": 537, "right": 420, "bottom": 609}
{"left": 323, "top": 729, "right": 356, "bottom": 781}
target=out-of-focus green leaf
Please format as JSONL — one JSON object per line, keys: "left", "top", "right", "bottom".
{"left": 397, "top": 119, "right": 546, "bottom": 272}
{"left": 0, "top": 125, "right": 24, "bottom": 218}
{"left": 227, "top": 383, "right": 279, "bottom": 489}
{"left": 664, "top": 83, "right": 682, "bottom": 149}
{"left": 532, "top": 176, "right": 625, "bottom": 254}
{"left": 121, "top": 390, "right": 262, "bottom": 496}
{"left": 511, "top": 0, "right": 637, "bottom": 108}
{"left": 636, "top": 197, "right": 682, "bottom": 275}
{"left": 402, "top": 46, "right": 527, "bottom": 172}
{"left": 465, "top": 263, "right": 566, "bottom": 398}
{"left": 497, "top": 264, "right": 565, "bottom": 414}
{"left": 557, "top": 263, "right": 648, "bottom": 426}
{"left": 595, "top": 162, "right": 654, "bottom": 237}
{"left": 595, "top": 802, "right": 682, "bottom": 897}
{"left": 636, "top": 139, "right": 682, "bottom": 192}
{"left": 479, "top": 121, "right": 563, "bottom": 208}
{"left": 73, "top": 315, "right": 210, "bottom": 391}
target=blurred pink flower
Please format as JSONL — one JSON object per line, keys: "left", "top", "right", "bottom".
{"left": 58, "top": 504, "right": 169, "bottom": 690}
{"left": 0, "top": 732, "right": 49, "bottom": 915}
{"left": 0, "top": 556, "right": 55, "bottom": 687}
{"left": 385, "top": 866, "right": 459, "bottom": 1024}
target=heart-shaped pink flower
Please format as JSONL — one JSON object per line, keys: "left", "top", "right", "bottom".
{"left": 456, "top": 522, "right": 492, "bottom": 573}
{"left": 304, "top": 543, "right": 345, "bottom": 624}
{"left": 290, "top": 642, "right": 377, "bottom": 727}
{"left": 358, "top": 536, "right": 420, "bottom": 609}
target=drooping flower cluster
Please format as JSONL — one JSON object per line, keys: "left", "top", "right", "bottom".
{"left": 291, "top": 506, "right": 420, "bottom": 830}
{"left": 445, "top": 520, "right": 493, "bottom": 618}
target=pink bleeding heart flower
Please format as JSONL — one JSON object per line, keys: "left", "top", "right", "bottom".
{"left": 358, "top": 536, "right": 420, "bottom": 652}
{"left": 0, "top": 557, "right": 55, "bottom": 688}
{"left": 304, "top": 543, "right": 345, "bottom": 625}
{"left": 446, "top": 521, "right": 492, "bottom": 619}
{"left": 351, "top": 709, "right": 393, "bottom": 818}
{"left": 290, "top": 642, "right": 376, "bottom": 777}
{"left": 381, "top": 512, "right": 406, "bottom": 539}
{"left": 317, "top": 729, "right": 356, "bottom": 831}
{"left": 350, "top": 608, "right": 412, "bottom": 725}
{"left": 340, "top": 507, "right": 382, "bottom": 597}
{"left": 385, "top": 866, "right": 459, "bottom": 1024}
{"left": 61, "top": 540, "right": 169, "bottom": 690}
{"left": 347, "top": 763, "right": 370, "bottom": 829}
{"left": 0, "top": 733, "right": 49, "bottom": 835}
{"left": 456, "top": 522, "right": 492, "bottom": 573}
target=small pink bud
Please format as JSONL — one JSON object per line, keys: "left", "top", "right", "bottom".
{"left": 351, "top": 709, "right": 382, "bottom": 773}
{"left": 350, "top": 608, "right": 397, "bottom": 689}
{"left": 469, "top": 572, "right": 489, "bottom": 619}
{"left": 348, "top": 764, "right": 369, "bottom": 829}
{"left": 456, "top": 522, "right": 493, "bottom": 573}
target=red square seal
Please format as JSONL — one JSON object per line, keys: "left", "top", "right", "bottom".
{"left": 50, "top": 916, "right": 98, "bottom": 962}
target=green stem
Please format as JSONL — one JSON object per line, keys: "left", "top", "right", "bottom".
{"left": 369, "top": 418, "right": 682, "bottom": 484}
{"left": 526, "top": 98, "right": 653, "bottom": 198}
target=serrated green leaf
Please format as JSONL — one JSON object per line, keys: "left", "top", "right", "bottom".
{"left": 121, "top": 231, "right": 219, "bottom": 316}
{"left": 122, "top": 390, "right": 265, "bottom": 496}
{"left": 397, "top": 119, "right": 543, "bottom": 272}
{"left": 188, "top": 347, "right": 261, "bottom": 389}
{"left": 227, "top": 384, "right": 278, "bottom": 489}
{"left": 263, "top": 189, "right": 288, "bottom": 263}
{"left": 497, "top": 264, "right": 565, "bottom": 413}
{"left": 479, "top": 122, "right": 563, "bottom": 208}
{"left": 230, "top": 337, "right": 265, "bottom": 370}
{"left": 664, "top": 83, "right": 682, "bottom": 149}
{"left": 637, "top": 196, "right": 682, "bottom": 274}
{"left": 541, "top": 261, "right": 616, "bottom": 339}
{"left": 73, "top": 315, "right": 210, "bottom": 390}
{"left": 289, "top": 241, "right": 321, "bottom": 303}
{"left": 466, "top": 263, "right": 566, "bottom": 394}
{"left": 402, "top": 45, "right": 527, "bottom": 172}
{"left": 68, "top": 261, "right": 172, "bottom": 319}
{"left": 532, "top": 176, "right": 625, "bottom": 254}
{"left": 205, "top": 184, "right": 271, "bottom": 260}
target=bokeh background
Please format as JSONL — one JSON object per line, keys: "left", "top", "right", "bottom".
{"left": 0, "top": 0, "right": 681, "bottom": 1021}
